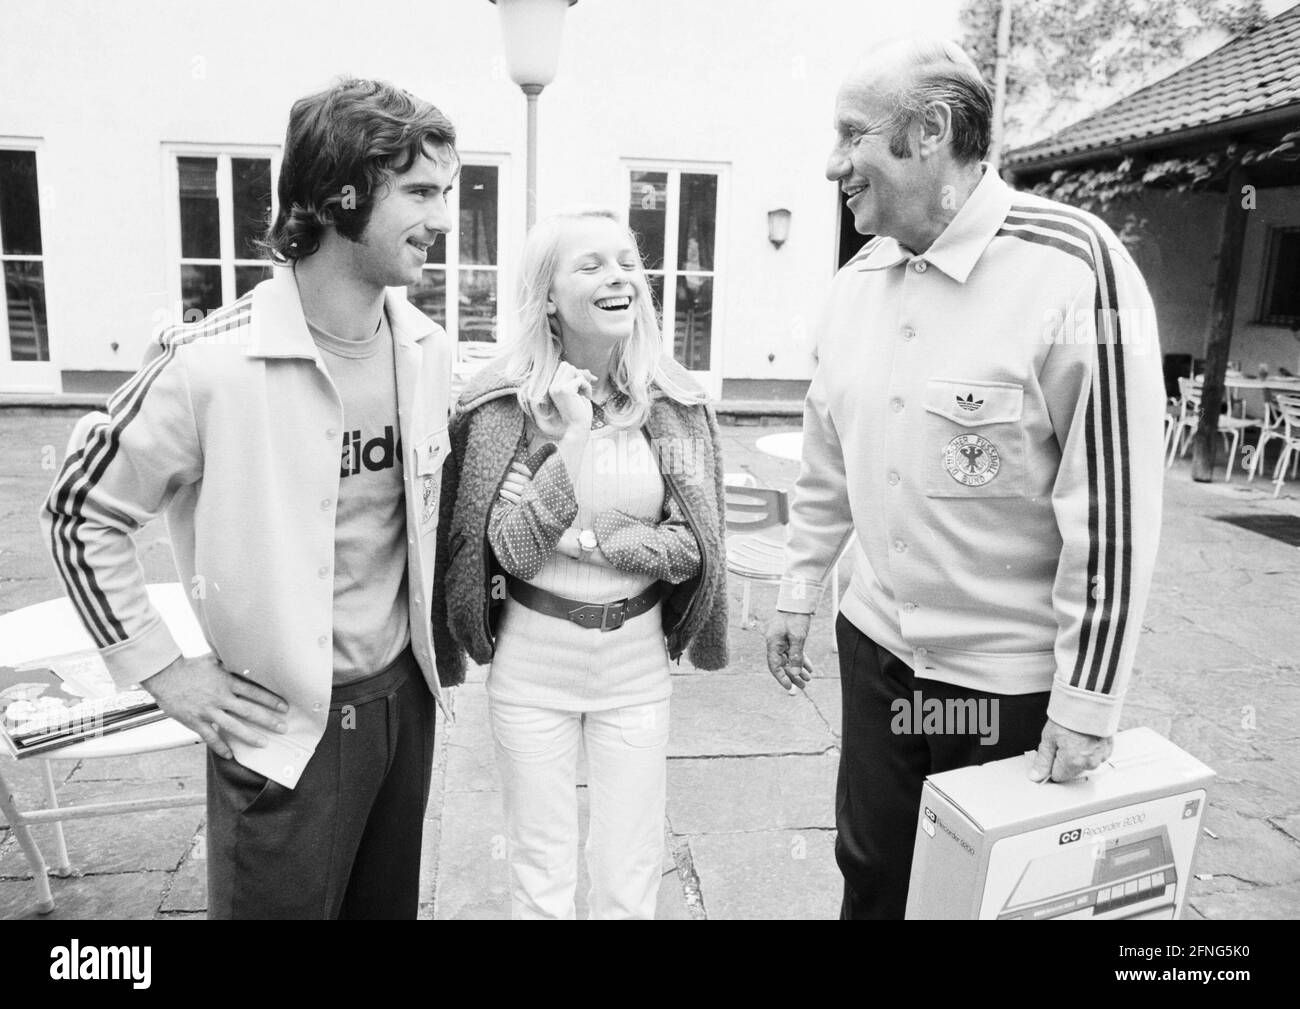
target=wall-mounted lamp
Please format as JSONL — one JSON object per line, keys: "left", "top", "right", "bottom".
{"left": 767, "top": 207, "right": 792, "bottom": 249}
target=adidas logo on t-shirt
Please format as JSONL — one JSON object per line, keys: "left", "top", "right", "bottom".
{"left": 340, "top": 425, "right": 403, "bottom": 478}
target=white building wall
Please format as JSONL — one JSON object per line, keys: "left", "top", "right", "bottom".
{"left": 1101, "top": 186, "right": 1300, "bottom": 378}
{"left": 1, "top": 0, "right": 963, "bottom": 392}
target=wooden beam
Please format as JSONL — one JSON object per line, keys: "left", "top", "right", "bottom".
{"left": 1192, "top": 164, "right": 1250, "bottom": 482}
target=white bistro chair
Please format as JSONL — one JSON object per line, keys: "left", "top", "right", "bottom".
{"left": 1269, "top": 393, "right": 1300, "bottom": 498}
{"left": 1247, "top": 388, "right": 1291, "bottom": 484}
{"left": 1167, "top": 377, "right": 1261, "bottom": 480}
{"left": 723, "top": 479, "right": 851, "bottom": 651}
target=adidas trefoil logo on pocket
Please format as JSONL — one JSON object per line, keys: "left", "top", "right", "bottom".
{"left": 955, "top": 393, "right": 985, "bottom": 412}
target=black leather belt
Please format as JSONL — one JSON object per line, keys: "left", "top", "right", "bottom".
{"left": 506, "top": 576, "right": 663, "bottom": 632}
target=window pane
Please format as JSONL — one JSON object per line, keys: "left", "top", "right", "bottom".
{"left": 181, "top": 263, "right": 222, "bottom": 318}
{"left": 232, "top": 158, "right": 272, "bottom": 261}
{"left": 629, "top": 171, "right": 667, "bottom": 271}
{"left": 674, "top": 275, "right": 712, "bottom": 371}
{"left": 425, "top": 230, "right": 446, "bottom": 266}
{"left": 1266, "top": 230, "right": 1300, "bottom": 320}
{"left": 646, "top": 273, "right": 666, "bottom": 317}
{"left": 459, "top": 269, "right": 498, "bottom": 342}
{"left": 460, "top": 165, "right": 498, "bottom": 266}
{"left": 4, "top": 261, "right": 49, "bottom": 360}
{"left": 236, "top": 264, "right": 272, "bottom": 297}
{"left": 0, "top": 150, "right": 43, "bottom": 255}
{"left": 677, "top": 173, "right": 717, "bottom": 273}
{"left": 409, "top": 268, "right": 447, "bottom": 329}
{"left": 178, "top": 157, "right": 220, "bottom": 259}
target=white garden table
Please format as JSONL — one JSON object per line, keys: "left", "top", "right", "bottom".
{"left": 0, "top": 583, "right": 203, "bottom": 913}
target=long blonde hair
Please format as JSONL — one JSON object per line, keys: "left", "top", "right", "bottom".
{"left": 499, "top": 207, "right": 700, "bottom": 433}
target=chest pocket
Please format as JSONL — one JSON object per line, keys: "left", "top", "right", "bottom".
{"left": 922, "top": 379, "right": 1026, "bottom": 498}
{"left": 413, "top": 427, "right": 452, "bottom": 532}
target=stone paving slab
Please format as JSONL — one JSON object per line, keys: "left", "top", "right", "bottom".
{"left": 0, "top": 756, "right": 77, "bottom": 817}
{"left": 0, "top": 870, "right": 170, "bottom": 920}
{"left": 686, "top": 829, "right": 840, "bottom": 920}
{"left": 432, "top": 769, "right": 680, "bottom": 918}
{"left": 667, "top": 674, "right": 836, "bottom": 758}
{"left": 443, "top": 686, "right": 499, "bottom": 793}
{"left": 160, "top": 844, "right": 207, "bottom": 913}
{"left": 432, "top": 789, "right": 510, "bottom": 920}
{"left": 1169, "top": 605, "right": 1300, "bottom": 660}
{"left": 1193, "top": 805, "right": 1300, "bottom": 887}
{"left": 1137, "top": 625, "right": 1277, "bottom": 673}
{"left": 802, "top": 679, "right": 841, "bottom": 740}
{"left": 1115, "top": 702, "right": 1175, "bottom": 739}
{"left": 1187, "top": 875, "right": 1300, "bottom": 920}
{"left": 667, "top": 754, "right": 838, "bottom": 834}
{"left": 0, "top": 779, "right": 203, "bottom": 879}
{"left": 654, "top": 869, "right": 695, "bottom": 920}
{"left": 1168, "top": 715, "right": 1268, "bottom": 768}
{"left": 1272, "top": 813, "right": 1300, "bottom": 844}
{"left": 66, "top": 746, "right": 205, "bottom": 782}
{"left": 1210, "top": 758, "right": 1300, "bottom": 822}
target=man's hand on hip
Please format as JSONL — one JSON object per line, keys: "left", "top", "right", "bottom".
{"left": 142, "top": 654, "right": 290, "bottom": 759}
{"left": 1028, "top": 718, "right": 1113, "bottom": 783}
{"left": 763, "top": 610, "right": 814, "bottom": 693}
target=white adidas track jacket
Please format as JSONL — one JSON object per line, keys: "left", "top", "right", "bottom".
{"left": 777, "top": 168, "right": 1165, "bottom": 737}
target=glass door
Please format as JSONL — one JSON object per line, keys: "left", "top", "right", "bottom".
{"left": 0, "top": 147, "right": 57, "bottom": 391}
{"left": 625, "top": 165, "right": 724, "bottom": 398}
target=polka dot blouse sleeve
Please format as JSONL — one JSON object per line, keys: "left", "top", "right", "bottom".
{"left": 591, "top": 489, "right": 702, "bottom": 585}
{"left": 488, "top": 448, "right": 580, "bottom": 581}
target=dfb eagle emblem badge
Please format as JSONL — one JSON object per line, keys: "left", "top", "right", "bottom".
{"left": 943, "top": 433, "right": 1000, "bottom": 487}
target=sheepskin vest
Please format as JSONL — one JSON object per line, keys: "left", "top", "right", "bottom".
{"left": 430, "top": 356, "right": 730, "bottom": 686}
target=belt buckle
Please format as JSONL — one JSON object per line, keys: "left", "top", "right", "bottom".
{"left": 600, "top": 598, "right": 628, "bottom": 631}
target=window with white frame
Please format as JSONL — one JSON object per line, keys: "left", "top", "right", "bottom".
{"left": 625, "top": 166, "right": 720, "bottom": 372}
{"left": 1259, "top": 225, "right": 1300, "bottom": 327}
{"left": 0, "top": 148, "right": 49, "bottom": 362}
{"left": 408, "top": 162, "right": 501, "bottom": 347}
{"left": 170, "top": 150, "right": 278, "bottom": 317}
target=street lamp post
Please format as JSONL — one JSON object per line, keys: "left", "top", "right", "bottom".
{"left": 489, "top": 0, "right": 578, "bottom": 231}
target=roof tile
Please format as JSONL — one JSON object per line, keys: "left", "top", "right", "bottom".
{"left": 1007, "top": 3, "right": 1300, "bottom": 166}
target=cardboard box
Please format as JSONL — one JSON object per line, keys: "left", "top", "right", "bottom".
{"left": 905, "top": 727, "right": 1215, "bottom": 920}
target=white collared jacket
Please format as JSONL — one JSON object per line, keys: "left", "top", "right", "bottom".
{"left": 40, "top": 270, "right": 454, "bottom": 786}
{"left": 777, "top": 168, "right": 1165, "bottom": 737}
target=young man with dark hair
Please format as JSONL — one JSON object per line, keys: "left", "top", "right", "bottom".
{"left": 41, "top": 78, "right": 460, "bottom": 919}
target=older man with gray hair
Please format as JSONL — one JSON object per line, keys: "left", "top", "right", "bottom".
{"left": 764, "top": 37, "right": 1165, "bottom": 918}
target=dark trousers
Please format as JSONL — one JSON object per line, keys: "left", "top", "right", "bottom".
{"left": 205, "top": 647, "right": 436, "bottom": 919}
{"left": 834, "top": 613, "right": 1050, "bottom": 920}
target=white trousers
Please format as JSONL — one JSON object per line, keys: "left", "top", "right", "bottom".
{"left": 489, "top": 696, "right": 670, "bottom": 920}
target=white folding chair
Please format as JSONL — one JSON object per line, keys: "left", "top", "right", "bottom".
{"left": 723, "top": 483, "right": 850, "bottom": 651}
{"left": 1270, "top": 393, "right": 1300, "bottom": 498}
{"left": 1247, "top": 388, "right": 1290, "bottom": 483}
{"left": 723, "top": 483, "right": 789, "bottom": 632}
{"left": 1167, "top": 377, "right": 1260, "bottom": 480}
{"left": 1162, "top": 399, "right": 1178, "bottom": 461}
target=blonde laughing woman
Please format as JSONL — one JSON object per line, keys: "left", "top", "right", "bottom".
{"left": 431, "top": 207, "right": 728, "bottom": 919}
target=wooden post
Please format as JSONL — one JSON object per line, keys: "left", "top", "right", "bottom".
{"left": 1192, "top": 164, "right": 1249, "bottom": 482}
{"left": 989, "top": 0, "right": 1012, "bottom": 170}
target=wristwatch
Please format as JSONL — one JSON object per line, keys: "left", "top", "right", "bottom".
{"left": 577, "top": 529, "right": 598, "bottom": 557}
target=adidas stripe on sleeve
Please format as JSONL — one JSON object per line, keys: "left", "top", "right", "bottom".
{"left": 1000, "top": 203, "right": 1165, "bottom": 736}
{"left": 39, "top": 322, "right": 218, "bottom": 688}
